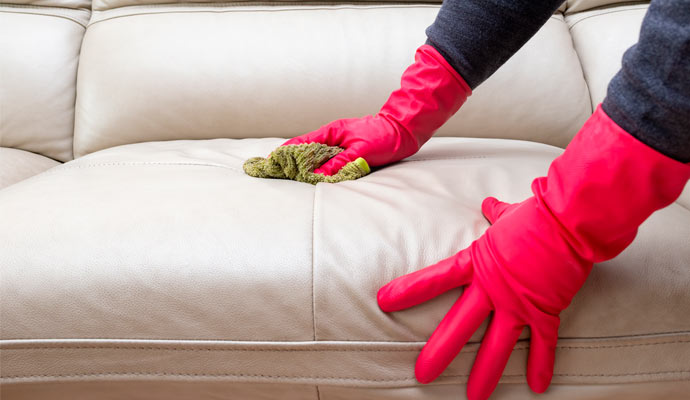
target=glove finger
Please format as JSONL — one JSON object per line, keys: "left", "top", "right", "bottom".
{"left": 466, "top": 314, "right": 523, "bottom": 400}
{"left": 527, "top": 317, "right": 560, "bottom": 393}
{"left": 415, "top": 284, "right": 491, "bottom": 384}
{"left": 481, "top": 197, "right": 514, "bottom": 225}
{"left": 313, "top": 150, "right": 360, "bottom": 176}
{"left": 377, "top": 248, "right": 474, "bottom": 313}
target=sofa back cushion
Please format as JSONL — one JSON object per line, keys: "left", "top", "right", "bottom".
{"left": 566, "top": 0, "right": 637, "bottom": 14}
{"left": 73, "top": 4, "right": 591, "bottom": 157}
{"left": 0, "top": 1, "right": 89, "bottom": 162}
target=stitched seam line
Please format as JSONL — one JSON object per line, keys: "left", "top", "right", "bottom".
{"left": 5, "top": 339, "right": 690, "bottom": 352}
{"left": 39, "top": 155, "right": 542, "bottom": 175}
{"left": 93, "top": 1, "right": 441, "bottom": 13}
{"left": 88, "top": 5, "right": 441, "bottom": 27}
{"left": 46, "top": 162, "right": 244, "bottom": 174}
{"left": 3, "top": 371, "right": 689, "bottom": 381}
{"left": 568, "top": 5, "right": 648, "bottom": 30}
{"left": 0, "top": 8, "right": 88, "bottom": 27}
{"left": 8, "top": 328, "right": 690, "bottom": 340}
{"left": 402, "top": 156, "right": 490, "bottom": 162}
{"left": 311, "top": 185, "right": 318, "bottom": 341}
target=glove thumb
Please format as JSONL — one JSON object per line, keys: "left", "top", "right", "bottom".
{"left": 481, "top": 197, "right": 515, "bottom": 224}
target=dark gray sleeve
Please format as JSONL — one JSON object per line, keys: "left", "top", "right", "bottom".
{"left": 426, "top": 0, "right": 690, "bottom": 162}
{"left": 602, "top": 0, "right": 690, "bottom": 163}
{"left": 424, "top": 0, "right": 564, "bottom": 89}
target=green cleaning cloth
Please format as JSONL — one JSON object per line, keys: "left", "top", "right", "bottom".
{"left": 243, "top": 143, "right": 370, "bottom": 185}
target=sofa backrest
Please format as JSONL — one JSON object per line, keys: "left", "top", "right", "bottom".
{"left": 2, "top": 0, "right": 647, "bottom": 160}
{"left": 72, "top": 1, "right": 596, "bottom": 157}
{"left": 0, "top": 0, "right": 90, "bottom": 162}
{"left": 566, "top": 0, "right": 642, "bottom": 14}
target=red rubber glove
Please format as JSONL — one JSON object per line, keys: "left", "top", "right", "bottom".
{"left": 377, "top": 105, "right": 690, "bottom": 400}
{"left": 281, "top": 44, "right": 471, "bottom": 175}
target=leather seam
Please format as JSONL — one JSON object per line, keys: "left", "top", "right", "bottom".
{"left": 0, "top": 8, "right": 88, "bottom": 27}
{"left": 46, "top": 162, "right": 244, "bottom": 174}
{"left": 402, "top": 156, "right": 490, "bottom": 162}
{"left": 3, "top": 371, "right": 690, "bottom": 381}
{"left": 88, "top": 5, "right": 442, "bottom": 27}
{"left": 87, "top": 6, "right": 563, "bottom": 29}
{"left": 568, "top": 5, "right": 648, "bottom": 31}
{"left": 311, "top": 185, "right": 317, "bottom": 341}
{"left": 0, "top": 347, "right": 427, "bottom": 352}
{"left": 4, "top": 330, "right": 690, "bottom": 342}
{"left": 5, "top": 339, "right": 690, "bottom": 351}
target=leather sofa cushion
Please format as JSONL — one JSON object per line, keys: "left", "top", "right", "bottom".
{"left": 2, "top": 137, "right": 688, "bottom": 389}
{"left": 74, "top": 5, "right": 590, "bottom": 157}
{"left": 567, "top": 4, "right": 647, "bottom": 107}
{"left": 566, "top": 0, "right": 641, "bottom": 14}
{"left": 0, "top": 6, "right": 89, "bottom": 162}
{"left": 0, "top": 147, "right": 61, "bottom": 190}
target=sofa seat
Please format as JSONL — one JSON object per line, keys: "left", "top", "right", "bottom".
{"left": 1, "top": 137, "right": 689, "bottom": 398}
{"left": 0, "top": 147, "right": 61, "bottom": 190}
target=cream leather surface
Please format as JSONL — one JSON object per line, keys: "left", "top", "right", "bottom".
{"left": 2, "top": 137, "right": 689, "bottom": 391}
{"left": 3, "top": 1, "right": 689, "bottom": 399}
{"left": 0, "top": 5, "right": 89, "bottom": 162}
{"left": 566, "top": 0, "right": 644, "bottom": 14}
{"left": 74, "top": 5, "right": 590, "bottom": 157}
{"left": 567, "top": 5, "right": 647, "bottom": 107}
{"left": 92, "top": 0, "right": 444, "bottom": 12}
{"left": 0, "top": 147, "right": 61, "bottom": 190}
{"left": 1, "top": 0, "right": 90, "bottom": 7}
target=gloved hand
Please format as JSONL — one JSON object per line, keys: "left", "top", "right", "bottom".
{"left": 377, "top": 105, "right": 690, "bottom": 400}
{"left": 281, "top": 44, "right": 471, "bottom": 176}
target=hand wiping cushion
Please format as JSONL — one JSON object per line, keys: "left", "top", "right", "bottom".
{"left": 243, "top": 143, "right": 370, "bottom": 184}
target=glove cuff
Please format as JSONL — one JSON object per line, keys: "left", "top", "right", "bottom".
{"left": 379, "top": 44, "right": 472, "bottom": 159}
{"left": 533, "top": 105, "right": 690, "bottom": 262}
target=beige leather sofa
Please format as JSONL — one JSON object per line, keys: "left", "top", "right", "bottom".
{"left": 1, "top": 0, "right": 689, "bottom": 399}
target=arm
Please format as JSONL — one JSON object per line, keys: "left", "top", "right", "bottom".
{"left": 426, "top": 0, "right": 564, "bottom": 89}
